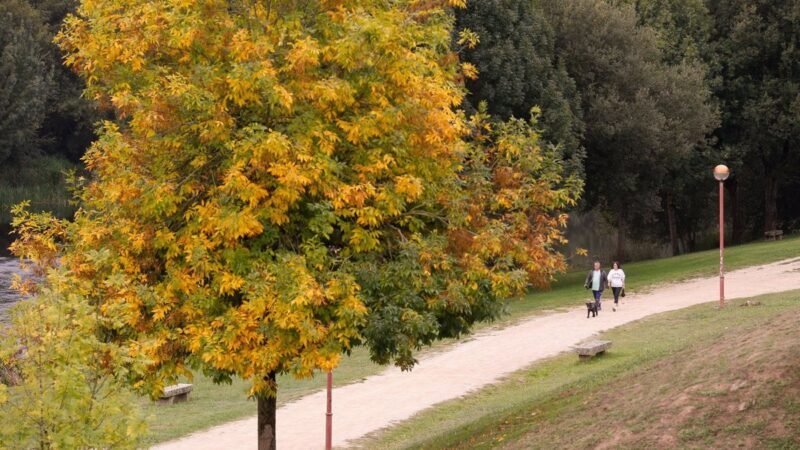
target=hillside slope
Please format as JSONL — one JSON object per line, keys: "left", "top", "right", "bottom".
{"left": 507, "top": 302, "right": 800, "bottom": 449}
{"left": 357, "top": 290, "right": 800, "bottom": 450}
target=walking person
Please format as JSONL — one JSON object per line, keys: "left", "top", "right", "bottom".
{"left": 608, "top": 261, "right": 626, "bottom": 312}
{"left": 584, "top": 260, "right": 608, "bottom": 311}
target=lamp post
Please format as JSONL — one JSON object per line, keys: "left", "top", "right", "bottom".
{"left": 325, "top": 371, "right": 332, "bottom": 450}
{"left": 714, "top": 164, "right": 730, "bottom": 308}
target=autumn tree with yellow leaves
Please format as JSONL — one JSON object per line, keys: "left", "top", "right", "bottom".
{"left": 6, "top": 0, "right": 580, "bottom": 447}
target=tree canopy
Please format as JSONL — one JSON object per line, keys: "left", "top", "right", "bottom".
{"left": 539, "top": 0, "right": 717, "bottom": 257}
{"left": 0, "top": 0, "right": 53, "bottom": 165}
{"left": 455, "top": 0, "right": 585, "bottom": 176}
{"left": 4, "top": 0, "right": 580, "bottom": 447}
{"left": 0, "top": 281, "right": 147, "bottom": 448}
{"left": 706, "top": 0, "right": 800, "bottom": 234}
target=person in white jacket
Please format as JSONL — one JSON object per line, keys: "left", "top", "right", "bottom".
{"left": 607, "top": 261, "right": 626, "bottom": 311}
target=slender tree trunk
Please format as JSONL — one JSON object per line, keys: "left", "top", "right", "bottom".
{"left": 684, "top": 227, "right": 697, "bottom": 252}
{"left": 616, "top": 212, "right": 626, "bottom": 262}
{"left": 764, "top": 175, "right": 779, "bottom": 233}
{"left": 666, "top": 193, "right": 680, "bottom": 256}
{"left": 727, "top": 178, "right": 745, "bottom": 244}
{"left": 258, "top": 372, "right": 277, "bottom": 450}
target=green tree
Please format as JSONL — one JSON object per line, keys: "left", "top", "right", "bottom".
{"left": 538, "top": 0, "right": 716, "bottom": 259}
{"left": 13, "top": 1, "right": 580, "bottom": 448}
{"left": 0, "top": 262, "right": 147, "bottom": 448}
{"left": 0, "top": 0, "right": 95, "bottom": 175}
{"left": 615, "top": 0, "right": 712, "bottom": 65}
{"left": 29, "top": 0, "right": 98, "bottom": 163}
{"left": 0, "top": 0, "right": 53, "bottom": 165}
{"left": 614, "top": 0, "right": 720, "bottom": 254}
{"left": 706, "top": 0, "right": 800, "bottom": 234}
{"left": 456, "top": 0, "right": 585, "bottom": 175}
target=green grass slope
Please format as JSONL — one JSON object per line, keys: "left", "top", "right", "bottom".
{"left": 356, "top": 290, "right": 800, "bottom": 449}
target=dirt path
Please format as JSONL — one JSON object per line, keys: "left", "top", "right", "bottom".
{"left": 153, "top": 258, "right": 800, "bottom": 450}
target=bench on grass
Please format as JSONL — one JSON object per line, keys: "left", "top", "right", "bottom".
{"left": 574, "top": 340, "right": 612, "bottom": 360}
{"left": 158, "top": 383, "right": 193, "bottom": 405}
{"left": 765, "top": 230, "right": 784, "bottom": 240}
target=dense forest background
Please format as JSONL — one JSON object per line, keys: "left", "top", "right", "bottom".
{"left": 2, "top": 0, "right": 799, "bottom": 263}
{"left": 0, "top": 0, "right": 94, "bottom": 247}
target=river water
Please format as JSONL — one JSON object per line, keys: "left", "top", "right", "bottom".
{"left": 0, "top": 257, "right": 22, "bottom": 321}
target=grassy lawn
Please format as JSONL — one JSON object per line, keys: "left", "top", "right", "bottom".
{"left": 141, "top": 346, "right": 380, "bottom": 445}
{"left": 353, "top": 289, "right": 800, "bottom": 449}
{"left": 505, "top": 235, "right": 800, "bottom": 320}
{"left": 142, "top": 236, "right": 800, "bottom": 445}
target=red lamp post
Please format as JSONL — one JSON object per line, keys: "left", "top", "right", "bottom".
{"left": 325, "top": 371, "right": 333, "bottom": 450}
{"left": 714, "top": 164, "right": 730, "bottom": 307}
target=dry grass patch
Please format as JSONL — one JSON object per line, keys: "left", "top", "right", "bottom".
{"left": 507, "top": 309, "right": 800, "bottom": 449}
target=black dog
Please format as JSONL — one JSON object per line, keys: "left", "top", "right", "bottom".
{"left": 586, "top": 301, "right": 599, "bottom": 318}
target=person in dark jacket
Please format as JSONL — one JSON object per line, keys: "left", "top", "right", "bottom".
{"left": 584, "top": 260, "right": 608, "bottom": 311}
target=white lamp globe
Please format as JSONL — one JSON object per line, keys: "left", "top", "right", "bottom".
{"left": 713, "top": 164, "right": 730, "bottom": 181}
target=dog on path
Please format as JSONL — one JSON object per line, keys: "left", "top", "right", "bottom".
{"left": 586, "top": 301, "right": 599, "bottom": 318}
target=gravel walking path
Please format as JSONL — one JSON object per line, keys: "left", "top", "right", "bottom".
{"left": 154, "top": 258, "right": 800, "bottom": 450}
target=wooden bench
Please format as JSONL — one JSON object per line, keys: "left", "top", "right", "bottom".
{"left": 765, "top": 230, "right": 784, "bottom": 240}
{"left": 158, "top": 383, "right": 193, "bottom": 405}
{"left": 574, "top": 340, "right": 612, "bottom": 360}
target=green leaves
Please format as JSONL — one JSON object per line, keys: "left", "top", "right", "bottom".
{"left": 706, "top": 0, "right": 800, "bottom": 232}
{"left": 0, "top": 288, "right": 148, "bottom": 448}
{"left": 536, "top": 0, "right": 717, "bottom": 252}
{"left": 456, "top": 0, "right": 586, "bottom": 177}
{"left": 0, "top": 0, "right": 54, "bottom": 164}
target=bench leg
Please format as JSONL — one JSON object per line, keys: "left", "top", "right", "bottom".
{"left": 579, "top": 351, "right": 607, "bottom": 361}
{"left": 173, "top": 392, "right": 190, "bottom": 403}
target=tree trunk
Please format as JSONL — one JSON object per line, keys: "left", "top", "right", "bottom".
{"left": 616, "top": 212, "right": 626, "bottom": 262}
{"left": 764, "top": 175, "right": 779, "bottom": 233}
{"left": 258, "top": 373, "right": 277, "bottom": 450}
{"left": 686, "top": 227, "right": 698, "bottom": 253}
{"left": 727, "top": 178, "right": 745, "bottom": 244}
{"left": 665, "top": 193, "right": 680, "bottom": 256}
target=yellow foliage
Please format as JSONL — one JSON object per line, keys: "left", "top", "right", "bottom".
{"left": 8, "top": 0, "right": 580, "bottom": 406}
